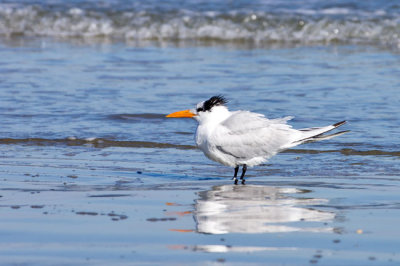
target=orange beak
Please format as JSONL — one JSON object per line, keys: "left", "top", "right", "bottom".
{"left": 166, "top": 109, "right": 195, "bottom": 118}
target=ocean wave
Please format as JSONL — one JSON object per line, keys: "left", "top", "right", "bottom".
{"left": 108, "top": 113, "right": 166, "bottom": 121}
{"left": 0, "top": 137, "right": 197, "bottom": 149}
{"left": 0, "top": 137, "right": 399, "bottom": 157}
{"left": 0, "top": 4, "right": 400, "bottom": 48}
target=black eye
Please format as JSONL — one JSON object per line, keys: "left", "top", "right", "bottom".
{"left": 196, "top": 107, "right": 204, "bottom": 112}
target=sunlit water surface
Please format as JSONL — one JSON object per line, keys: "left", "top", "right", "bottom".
{"left": 0, "top": 0, "right": 400, "bottom": 265}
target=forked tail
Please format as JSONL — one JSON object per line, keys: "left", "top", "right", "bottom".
{"left": 292, "top": 120, "right": 349, "bottom": 145}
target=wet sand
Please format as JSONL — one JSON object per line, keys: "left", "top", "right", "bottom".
{"left": 0, "top": 142, "right": 399, "bottom": 265}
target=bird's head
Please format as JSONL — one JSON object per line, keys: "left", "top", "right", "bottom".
{"left": 166, "top": 95, "right": 229, "bottom": 123}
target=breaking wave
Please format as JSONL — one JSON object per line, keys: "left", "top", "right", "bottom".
{"left": 0, "top": 4, "right": 399, "bottom": 48}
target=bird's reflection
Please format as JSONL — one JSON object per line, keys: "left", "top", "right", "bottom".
{"left": 194, "top": 185, "right": 335, "bottom": 234}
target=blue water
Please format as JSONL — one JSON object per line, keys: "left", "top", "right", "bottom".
{"left": 0, "top": 0, "right": 399, "bottom": 265}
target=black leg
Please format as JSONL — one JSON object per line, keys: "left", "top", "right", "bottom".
{"left": 233, "top": 166, "right": 239, "bottom": 177}
{"left": 240, "top": 164, "right": 247, "bottom": 185}
{"left": 232, "top": 166, "right": 239, "bottom": 185}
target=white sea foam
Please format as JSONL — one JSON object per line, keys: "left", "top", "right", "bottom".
{"left": 0, "top": 4, "right": 399, "bottom": 49}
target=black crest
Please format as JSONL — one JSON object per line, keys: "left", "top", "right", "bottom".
{"left": 201, "top": 95, "right": 228, "bottom": 112}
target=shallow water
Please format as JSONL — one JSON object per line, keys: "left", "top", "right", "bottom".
{"left": 1, "top": 0, "right": 400, "bottom": 265}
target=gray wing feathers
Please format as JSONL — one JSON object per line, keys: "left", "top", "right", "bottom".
{"left": 292, "top": 120, "right": 348, "bottom": 145}
{"left": 213, "top": 113, "right": 347, "bottom": 160}
{"left": 212, "top": 111, "right": 298, "bottom": 160}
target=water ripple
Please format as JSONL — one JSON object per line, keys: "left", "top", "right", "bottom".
{"left": 0, "top": 137, "right": 399, "bottom": 157}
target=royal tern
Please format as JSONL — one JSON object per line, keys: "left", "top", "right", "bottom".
{"left": 166, "top": 95, "right": 348, "bottom": 184}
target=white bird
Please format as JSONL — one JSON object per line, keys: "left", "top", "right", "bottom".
{"left": 166, "top": 95, "right": 348, "bottom": 184}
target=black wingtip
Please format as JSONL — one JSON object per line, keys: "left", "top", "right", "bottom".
{"left": 333, "top": 120, "right": 347, "bottom": 128}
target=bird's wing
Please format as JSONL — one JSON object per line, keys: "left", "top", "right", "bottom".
{"left": 211, "top": 111, "right": 299, "bottom": 160}
{"left": 289, "top": 120, "right": 348, "bottom": 145}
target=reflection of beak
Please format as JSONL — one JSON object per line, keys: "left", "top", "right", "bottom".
{"left": 169, "top": 229, "right": 194, "bottom": 233}
{"left": 166, "top": 109, "right": 195, "bottom": 118}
